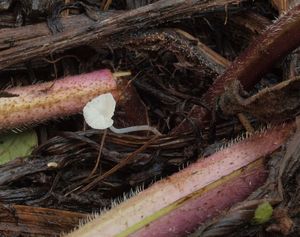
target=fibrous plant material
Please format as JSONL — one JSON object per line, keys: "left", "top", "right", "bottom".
{"left": 65, "top": 123, "right": 295, "bottom": 237}
{"left": 126, "top": 0, "right": 159, "bottom": 9}
{"left": 271, "top": 0, "right": 299, "bottom": 13}
{"left": 0, "top": 2, "right": 298, "bottom": 237}
{"left": 104, "top": 28, "right": 229, "bottom": 77}
{"left": 0, "top": 69, "right": 118, "bottom": 131}
{"left": 0, "top": 203, "right": 87, "bottom": 236}
{"left": 203, "top": 4, "right": 300, "bottom": 106}
{"left": 0, "top": 0, "right": 246, "bottom": 70}
{"left": 0, "top": 0, "right": 104, "bottom": 32}
{"left": 219, "top": 77, "right": 300, "bottom": 122}
{"left": 174, "top": 4, "right": 300, "bottom": 133}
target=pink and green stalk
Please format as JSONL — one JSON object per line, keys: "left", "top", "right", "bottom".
{"left": 66, "top": 123, "right": 295, "bottom": 237}
{"left": 0, "top": 69, "right": 118, "bottom": 130}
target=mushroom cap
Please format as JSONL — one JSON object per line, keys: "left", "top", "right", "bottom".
{"left": 83, "top": 93, "right": 116, "bottom": 129}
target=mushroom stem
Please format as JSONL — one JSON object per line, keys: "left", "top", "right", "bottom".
{"left": 109, "top": 125, "right": 161, "bottom": 136}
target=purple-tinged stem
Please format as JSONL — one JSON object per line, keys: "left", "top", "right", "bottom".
{"left": 203, "top": 4, "right": 300, "bottom": 107}
{"left": 0, "top": 69, "right": 118, "bottom": 130}
{"left": 173, "top": 5, "right": 300, "bottom": 134}
{"left": 130, "top": 160, "right": 266, "bottom": 237}
{"left": 66, "top": 123, "right": 295, "bottom": 237}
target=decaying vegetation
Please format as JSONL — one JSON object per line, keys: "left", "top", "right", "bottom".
{"left": 0, "top": 0, "right": 300, "bottom": 236}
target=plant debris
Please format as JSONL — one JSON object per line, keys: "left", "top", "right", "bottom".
{"left": 0, "top": 1, "right": 299, "bottom": 237}
{"left": 218, "top": 77, "right": 300, "bottom": 122}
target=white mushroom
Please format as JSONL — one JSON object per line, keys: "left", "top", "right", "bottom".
{"left": 83, "top": 93, "right": 116, "bottom": 130}
{"left": 83, "top": 93, "right": 161, "bottom": 135}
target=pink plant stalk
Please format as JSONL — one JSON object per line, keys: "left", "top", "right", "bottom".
{"left": 66, "top": 123, "right": 295, "bottom": 237}
{"left": 0, "top": 69, "right": 118, "bottom": 130}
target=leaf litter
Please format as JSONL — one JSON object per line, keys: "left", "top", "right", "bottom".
{"left": 0, "top": 1, "right": 299, "bottom": 236}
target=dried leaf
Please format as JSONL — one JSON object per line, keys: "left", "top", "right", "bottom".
{"left": 219, "top": 78, "right": 300, "bottom": 122}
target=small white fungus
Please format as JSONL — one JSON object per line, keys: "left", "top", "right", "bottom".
{"left": 83, "top": 93, "right": 116, "bottom": 129}
{"left": 83, "top": 92, "right": 161, "bottom": 135}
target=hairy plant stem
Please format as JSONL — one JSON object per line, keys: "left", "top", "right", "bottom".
{"left": 0, "top": 69, "right": 119, "bottom": 131}
{"left": 203, "top": 4, "right": 300, "bottom": 106}
{"left": 65, "top": 123, "right": 295, "bottom": 237}
{"left": 174, "top": 4, "right": 300, "bottom": 133}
